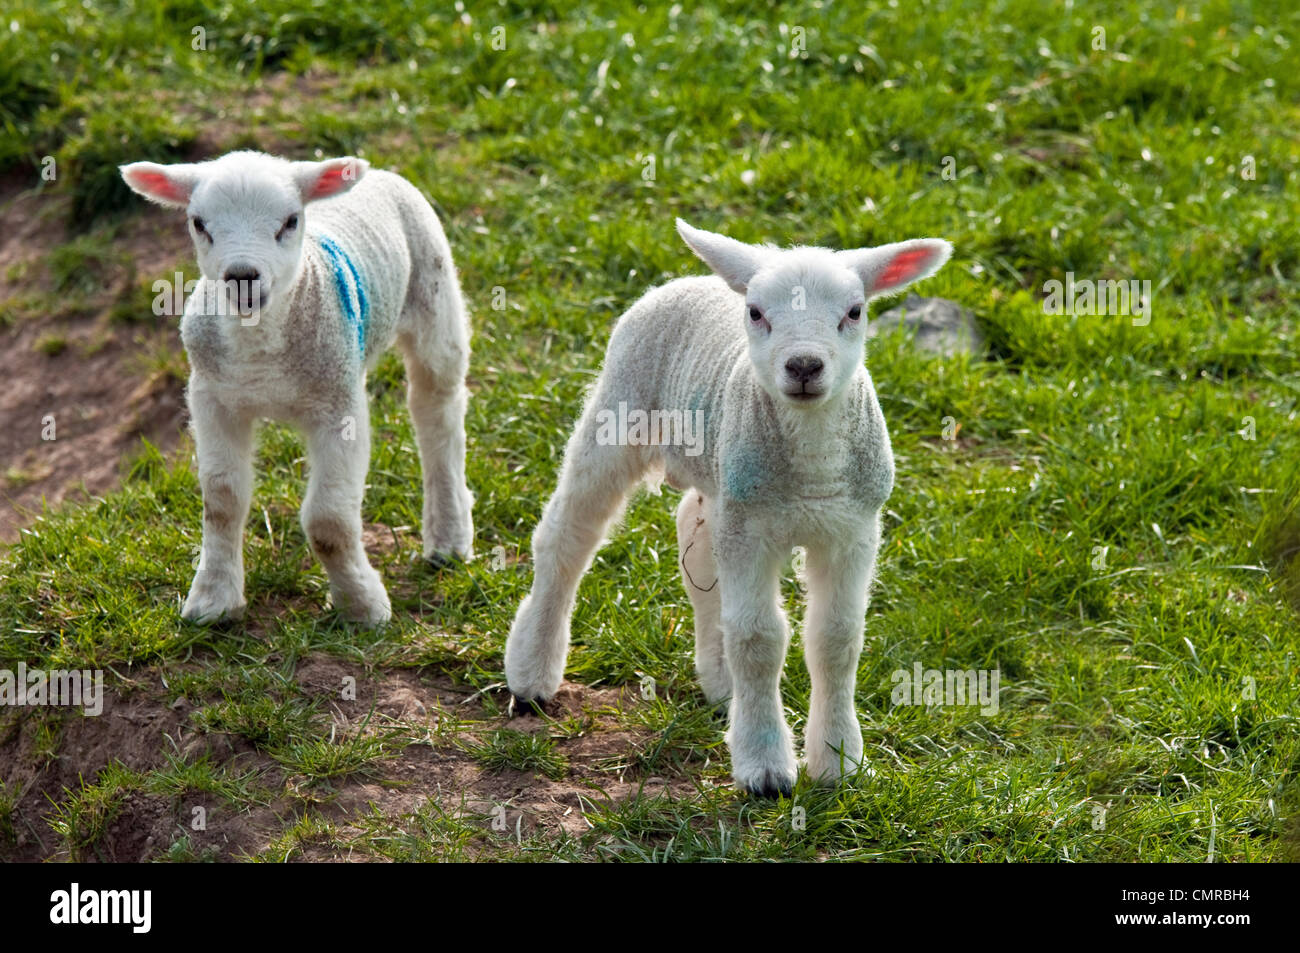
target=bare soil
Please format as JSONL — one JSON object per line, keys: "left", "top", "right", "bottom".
{"left": 0, "top": 660, "right": 693, "bottom": 862}
{"left": 0, "top": 174, "right": 190, "bottom": 542}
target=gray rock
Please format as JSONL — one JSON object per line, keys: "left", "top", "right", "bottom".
{"left": 868, "top": 294, "right": 984, "bottom": 358}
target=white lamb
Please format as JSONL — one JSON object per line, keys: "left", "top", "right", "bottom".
{"left": 121, "top": 150, "right": 473, "bottom": 625}
{"left": 505, "top": 219, "right": 951, "bottom": 796}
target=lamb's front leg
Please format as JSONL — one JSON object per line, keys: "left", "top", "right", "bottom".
{"left": 301, "top": 399, "right": 391, "bottom": 625}
{"left": 184, "top": 393, "right": 255, "bottom": 624}
{"left": 716, "top": 538, "right": 796, "bottom": 797}
{"left": 802, "top": 524, "right": 879, "bottom": 783}
{"left": 505, "top": 423, "right": 644, "bottom": 704}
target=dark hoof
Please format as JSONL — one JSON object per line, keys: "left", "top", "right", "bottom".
{"left": 418, "top": 551, "right": 464, "bottom": 571}
{"left": 510, "top": 694, "right": 548, "bottom": 717}
{"left": 740, "top": 773, "right": 794, "bottom": 799}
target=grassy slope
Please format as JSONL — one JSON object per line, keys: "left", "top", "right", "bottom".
{"left": 1, "top": 0, "right": 1299, "bottom": 860}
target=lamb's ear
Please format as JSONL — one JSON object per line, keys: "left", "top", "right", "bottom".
{"left": 676, "top": 218, "right": 769, "bottom": 294}
{"left": 119, "top": 162, "right": 201, "bottom": 209}
{"left": 293, "top": 157, "right": 369, "bottom": 202}
{"left": 839, "top": 239, "right": 953, "bottom": 298}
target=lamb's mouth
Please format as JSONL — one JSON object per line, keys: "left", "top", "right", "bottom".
{"left": 228, "top": 289, "right": 270, "bottom": 314}
{"left": 785, "top": 388, "right": 825, "bottom": 402}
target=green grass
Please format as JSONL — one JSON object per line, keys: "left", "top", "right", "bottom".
{"left": 158, "top": 835, "right": 223, "bottom": 862}
{"left": 0, "top": 780, "right": 18, "bottom": 847}
{"left": 465, "top": 728, "right": 569, "bottom": 780}
{"left": 47, "top": 763, "right": 143, "bottom": 857}
{"left": 270, "top": 714, "right": 402, "bottom": 785}
{"left": 32, "top": 333, "right": 67, "bottom": 357}
{"left": 1, "top": 0, "right": 1299, "bottom": 861}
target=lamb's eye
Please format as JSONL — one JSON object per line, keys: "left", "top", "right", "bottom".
{"left": 847, "top": 305, "right": 862, "bottom": 321}
{"left": 192, "top": 217, "right": 206, "bottom": 235}
{"left": 748, "top": 306, "right": 764, "bottom": 323}
{"left": 277, "top": 214, "right": 299, "bottom": 240}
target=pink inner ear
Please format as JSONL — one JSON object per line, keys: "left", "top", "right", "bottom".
{"left": 306, "top": 164, "right": 352, "bottom": 200}
{"left": 131, "top": 170, "right": 188, "bottom": 204}
{"left": 872, "top": 247, "right": 934, "bottom": 291}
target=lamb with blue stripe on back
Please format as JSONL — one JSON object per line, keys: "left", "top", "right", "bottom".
{"left": 121, "top": 150, "right": 474, "bottom": 625}
{"left": 505, "top": 219, "right": 951, "bottom": 796}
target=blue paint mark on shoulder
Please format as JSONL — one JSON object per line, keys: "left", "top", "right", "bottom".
{"left": 723, "top": 444, "right": 766, "bottom": 503}
{"left": 317, "top": 234, "right": 370, "bottom": 358}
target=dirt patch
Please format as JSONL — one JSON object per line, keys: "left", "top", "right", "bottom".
{"left": 0, "top": 686, "right": 188, "bottom": 860}
{"left": 0, "top": 655, "right": 710, "bottom": 862}
{"left": 286, "top": 667, "right": 700, "bottom": 855}
{"left": 95, "top": 792, "right": 292, "bottom": 864}
{"left": 0, "top": 176, "right": 190, "bottom": 543}
{"left": 94, "top": 791, "right": 176, "bottom": 862}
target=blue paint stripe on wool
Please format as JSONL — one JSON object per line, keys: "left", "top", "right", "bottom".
{"left": 317, "top": 234, "right": 370, "bottom": 358}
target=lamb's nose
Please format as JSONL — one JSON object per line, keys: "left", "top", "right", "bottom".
{"left": 785, "top": 356, "right": 824, "bottom": 383}
{"left": 223, "top": 266, "right": 261, "bottom": 285}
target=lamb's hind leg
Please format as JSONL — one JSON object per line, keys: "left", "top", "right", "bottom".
{"left": 400, "top": 334, "right": 474, "bottom": 564}
{"left": 675, "top": 491, "right": 730, "bottom": 703}
{"left": 505, "top": 416, "right": 646, "bottom": 705}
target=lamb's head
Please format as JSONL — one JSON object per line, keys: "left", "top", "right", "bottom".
{"left": 676, "top": 219, "right": 952, "bottom": 406}
{"left": 120, "top": 151, "right": 368, "bottom": 314}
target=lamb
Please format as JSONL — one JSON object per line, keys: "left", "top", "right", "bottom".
{"left": 505, "top": 219, "right": 951, "bottom": 796}
{"left": 120, "top": 150, "right": 474, "bottom": 625}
